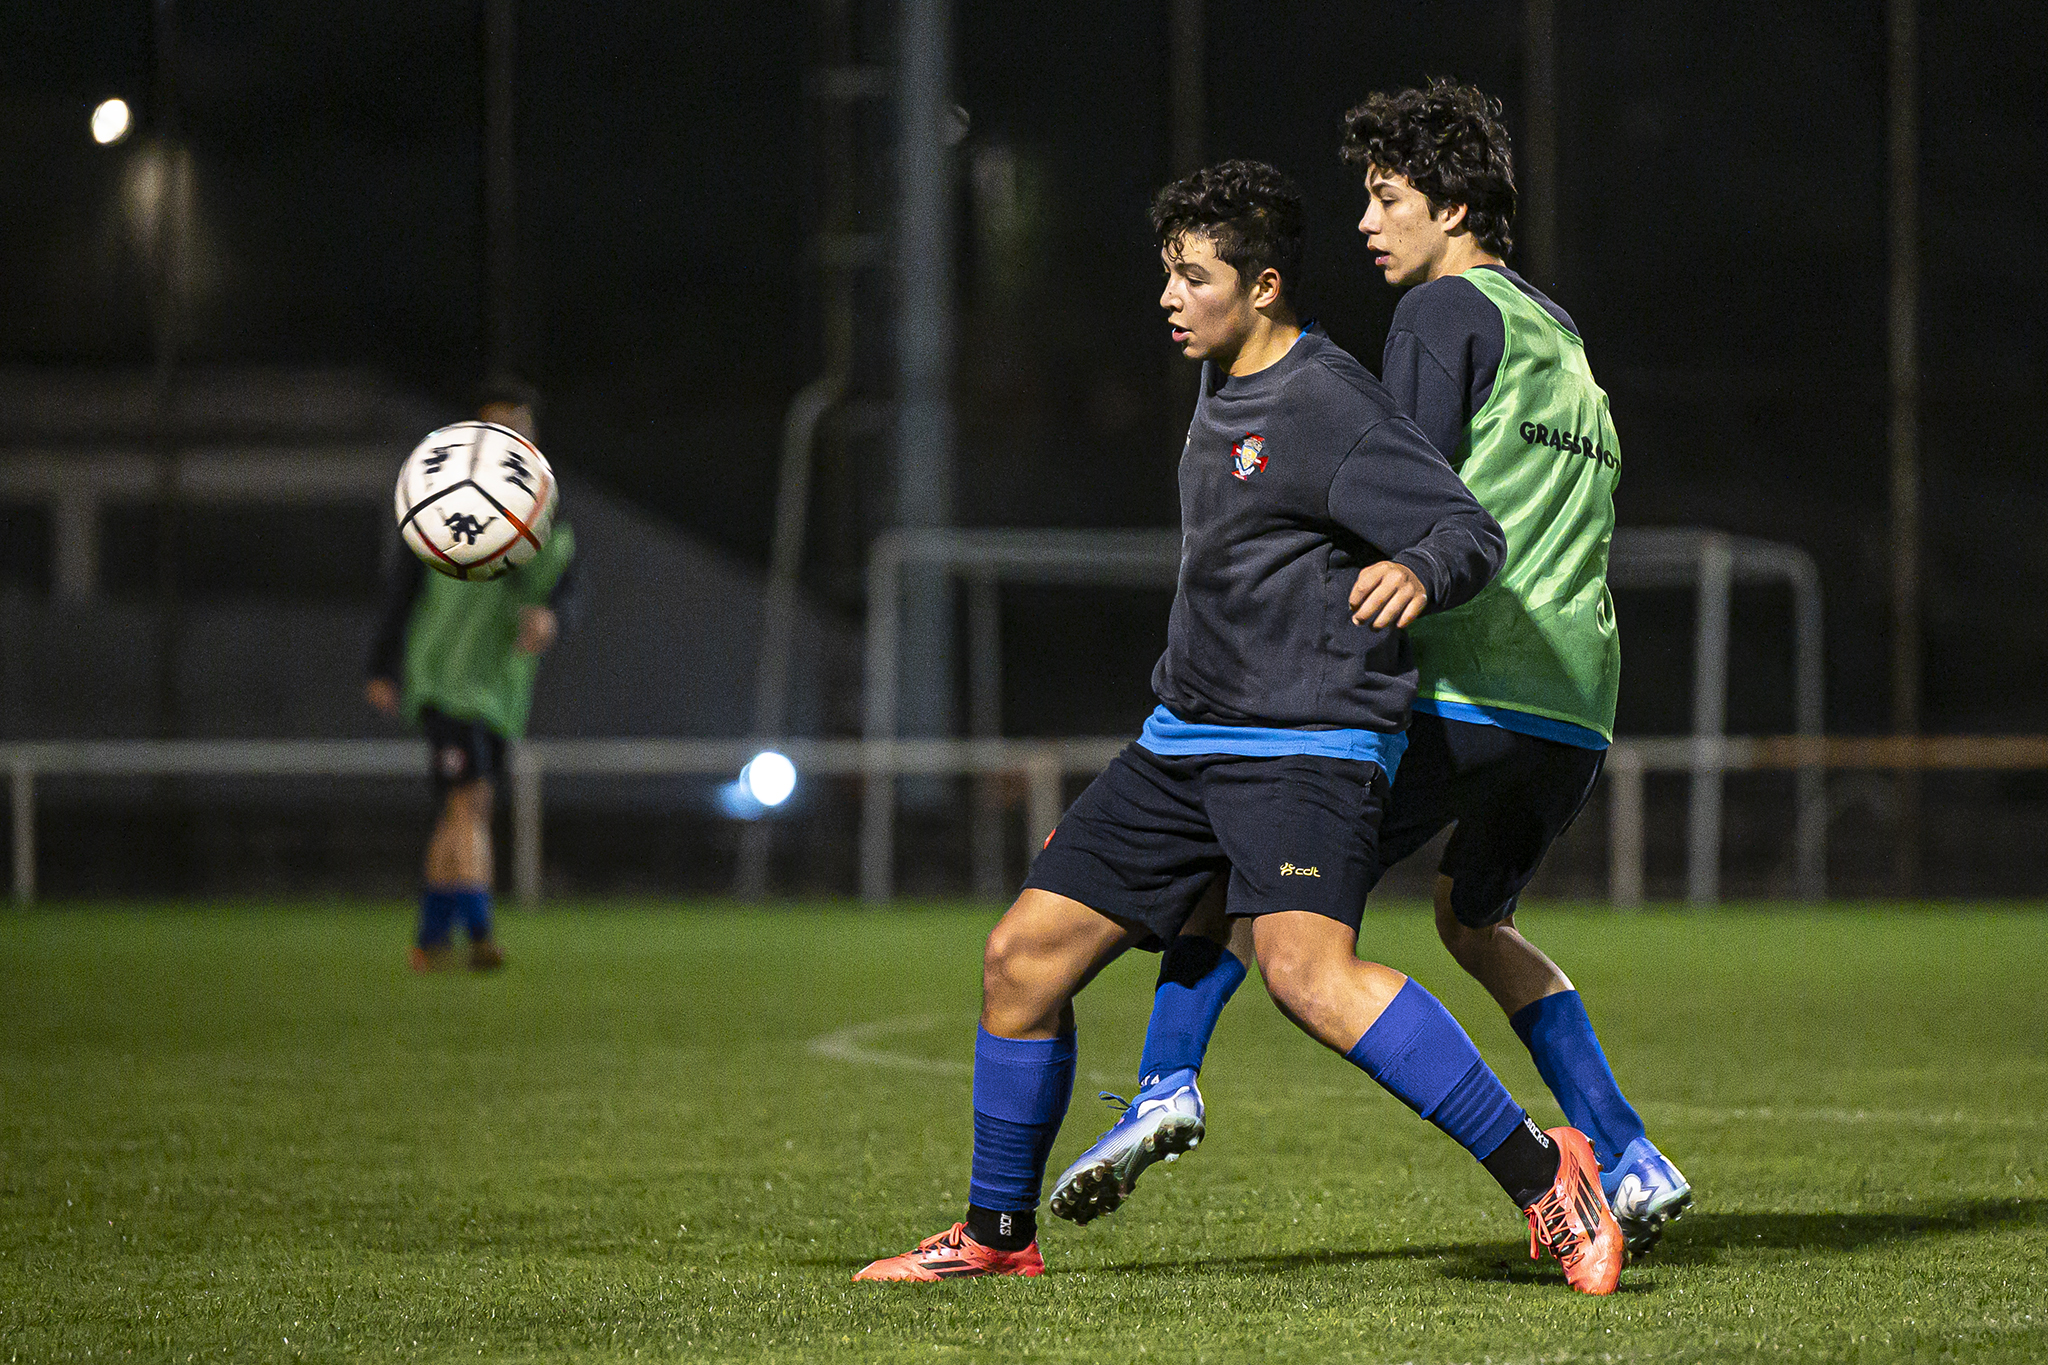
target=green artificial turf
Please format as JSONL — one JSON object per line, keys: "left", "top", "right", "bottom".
{"left": 1, "top": 902, "right": 2043, "bottom": 1363}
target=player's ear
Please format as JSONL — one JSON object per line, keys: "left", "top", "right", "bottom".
{"left": 1435, "top": 199, "right": 1472, "bottom": 236}
{"left": 1249, "top": 266, "right": 1285, "bottom": 312}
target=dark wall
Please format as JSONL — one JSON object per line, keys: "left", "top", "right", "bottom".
{"left": 4, "top": 2, "right": 2045, "bottom": 735}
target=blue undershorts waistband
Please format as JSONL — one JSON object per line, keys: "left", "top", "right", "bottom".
{"left": 1412, "top": 698, "right": 1609, "bottom": 750}
{"left": 1136, "top": 705, "right": 1409, "bottom": 780}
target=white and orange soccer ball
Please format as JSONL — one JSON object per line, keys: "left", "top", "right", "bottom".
{"left": 394, "top": 421, "right": 558, "bottom": 580}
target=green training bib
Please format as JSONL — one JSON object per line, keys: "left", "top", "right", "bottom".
{"left": 402, "top": 523, "right": 576, "bottom": 740}
{"left": 1407, "top": 268, "right": 1621, "bottom": 740}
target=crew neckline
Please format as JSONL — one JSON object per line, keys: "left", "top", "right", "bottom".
{"left": 1212, "top": 323, "right": 1318, "bottom": 396}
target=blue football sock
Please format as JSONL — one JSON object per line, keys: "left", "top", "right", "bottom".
{"left": 416, "top": 888, "right": 460, "bottom": 949}
{"left": 967, "top": 1027, "right": 1077, "bottom": 1215}
{"left": 1510, "top": 989, "right": 1646, "bottom": 1170}
{"left": 449, "top": 888, "right": 493, "bottom": 943}
{"left": 1346, "top": 978, "right": 1526, "bottom": 1160}
{"left": 1138, "top": 935, "right": 1248, "bottom": 1084}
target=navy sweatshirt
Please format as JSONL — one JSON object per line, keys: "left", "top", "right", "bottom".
{"left": 1380, "top": 264, "right": 1578, "bottom": 465}
{"left": 1151, "top": 326, "right": 1506, "bottom": 733}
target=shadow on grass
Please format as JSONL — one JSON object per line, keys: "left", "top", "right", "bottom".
{"left": 1031, "top": 1196, "right": 2048, "bottom": 1284}
{"left": 1431, "top": 1196, "right": 2048, "bottom": 1285}
{"left": 1634, "top": 1196, "right": 2048, "bottom": 1267}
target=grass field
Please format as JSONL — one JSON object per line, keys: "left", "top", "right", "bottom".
{"left": 2, "top": 902, "right": 2044, "bottom": 1364}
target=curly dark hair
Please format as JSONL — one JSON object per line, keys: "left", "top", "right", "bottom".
{"left": 1150, "top": 159, "right": 1306, "bottom": 306}
{"left": 1341, "top": 80, "right": 1516, "bottom": 256}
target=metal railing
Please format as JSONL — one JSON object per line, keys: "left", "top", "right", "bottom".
{"left": 0, "top": 736, "right": 1119, "bottom": 907}
{"left": 10, "top": 734, "right": 2048, "bottom": 907}
{"left": 862, "top": 526, "right": 1828, "bottom": 905}
{"left": 1607, "top": 529, "right": 1824, "bottom": 903}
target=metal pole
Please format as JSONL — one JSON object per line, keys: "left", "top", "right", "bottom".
{"left": 482, "top": 0, "right": 517, "bottom": 374}
{"left": 1164, "top": 0, "right": 1206, "bottom": 458}
{"left": 893, "top": 0, "right": 956, "bottom": 754}
{"left": 967, "top": 573, "right": 1004, "bottom": 899}
{"left": 10, "top": 764, "right": 31, "bottom": 906}
{"left": 511, "top": 744, "right": 540, "bottom": 905}
{"left": 860, "top": 539, "right": 903, "bottom": 903}
{"left": 1886, "top": 0, "right": 1921, "bottom": 897}
{"left": 732, "top": 807, "right": 773, "bottom": 900}
{"left": 738, "top": 374, "right": 845, "bottom": 899}
{"left": 737, "top": 0, "right": 868, "bottom": 900}
{"left": 756, "top": 383, "right": 844, "bottom": 740}
{"left": 1686, "top": 534, "right": 1733, "bottom": 905}
{"left": 149, "top": 0, "right": 184, "bottom": 744}
{"left": 1025, "top": 748, "right": 1062, "bottom": 863}
{"left": 53, "top": 493, "right": 100, "bottom": 604}
{"left": 1607, "top": 744, "right": 1643, "bottom": 909}
{"left": 1521, "top": 0, "right": 1559, "bottom": 285}
{"left": 1789, "top": 554, "right": 1827, "bottom": 900}
{"left": 1168, "top": 0, "right": 1204, "bottom": 176}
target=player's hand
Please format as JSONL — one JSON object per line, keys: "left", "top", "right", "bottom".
{"left": 1349, "top": 560, "right": 1429, "bottom": 629}
{"left": 364, "top": 677, "right": 400, "bottom": 716}
{"left": 517, "top": 605, "right": 559, "bottom": 656}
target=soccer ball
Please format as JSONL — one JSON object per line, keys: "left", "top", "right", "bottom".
{"left": 394, "top": 421, "right": 559, "bottom": 580}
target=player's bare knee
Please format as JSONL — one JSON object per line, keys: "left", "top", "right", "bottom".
{"left": 1435, "top": 903, "right": 1480, "bottom": 955}
{"left": 444, "top": 778, "right": 494, "bottom": 820}
{"left": 980, "top": 920, "right": 1057, "bottom": 1022}
{"left": 980, "top": 920, "right": 1028, "bottom": 994}
{"left": 1252, "top": 937, "right": 1331, "bottom": 1017}
{"left": 1434, "top": 885, "right": 1490, "bottom": 963}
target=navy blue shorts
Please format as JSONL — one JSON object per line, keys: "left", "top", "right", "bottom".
{"left": 1023, "top": 743, "right": 1391, "bottom": 950}
{"left": 420, "top": 706, "right": 506, "bottom": 796}
{"left": 1369, "top": 711, "right": 1604, "bottom": 928}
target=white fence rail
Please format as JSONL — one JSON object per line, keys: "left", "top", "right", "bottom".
{"left": 860, "top": 527, "right": 1829, "bottom": 906}
{"left": 0, "top": 737, "right": 1120, "bottom": 907}
{"left": 10, "top": 735, "right": 2044, "bottom": 907}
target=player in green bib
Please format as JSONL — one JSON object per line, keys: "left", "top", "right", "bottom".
{"left": 1053, "top": 82, "right": 1690, "bottom": 1256}
{"left": 366, "top": 379, "right": 581, "bottom": 972}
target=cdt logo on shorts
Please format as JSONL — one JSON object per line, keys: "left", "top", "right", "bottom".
{"left": 1230, "top": 433, "right": 1267, "bottom": 481}
{"left": 1279, "top": 862, "right": 1321, "bottom": 877}
{"left": 437, "top": 746, "right": 470, "bottom": 780}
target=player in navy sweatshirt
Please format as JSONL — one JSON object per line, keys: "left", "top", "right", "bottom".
{"left": 855, "top": 161, "right": 1622, "bottom": 1295}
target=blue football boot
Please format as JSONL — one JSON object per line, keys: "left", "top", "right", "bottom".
{"left": 1601, "top": 1136, "right": 1693, "bottom": 1256}
{"left": 1047, "top": 1068, "right": 1204, "bottom": 1225}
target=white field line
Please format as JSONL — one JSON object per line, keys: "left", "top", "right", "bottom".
{"left": 807, "top": 1016, "right": 2048, "bottom": 1129}
{"left": 1640, "top": 1101, "right": 2048, "bottom": 1130}
{"left": 806, "top": 1015, "right": 968, "bottom": 1076}
{"left": 804, "top": 1015, "right": 1123, "bottom": 1087}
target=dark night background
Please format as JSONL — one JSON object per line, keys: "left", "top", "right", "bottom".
{"left": 2, "top": 2, "right": 2046, "bottom": 895}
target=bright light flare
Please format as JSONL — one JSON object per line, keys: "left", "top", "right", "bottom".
{"left": 91, "top": 98, "right": 132, "bottom": 146}
{"left": 741, "top": 751, "right": 798, "bottom": 808}
{"left": 717, "top": 751, "right": 799, "bottom": 820}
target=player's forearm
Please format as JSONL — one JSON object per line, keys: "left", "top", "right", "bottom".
{"left": 1392, "top": 504, "right": 1505, "bottom": 614}
{"left": 544, "top": 554, "right": 587, "bottom": 633}
{"left": 366, "top": 611, "right": 409, "bottom": 682}
{"left": 1329, "top": 420, "right": 1505, "bottom": 612}
{"left": 366, "top": 542, "right": 424, "bottom": 680}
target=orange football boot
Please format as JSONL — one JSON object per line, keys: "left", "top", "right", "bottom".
{"left": 852, "top": 1223, "right": 1045, "bottom": 1282}
{"left": 409, "top": 944, "right": 456, "bottom": 973}
{"left": 1524, "top": 1126, "right": 1625, "bottom": 1294}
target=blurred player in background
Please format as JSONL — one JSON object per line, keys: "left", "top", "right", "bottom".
{"left": 366, "top": 377, "right": 582, "bottom": 971}
{"left": 1058, "top": 81, "right": 1691, "bottom": 1256}
{"left": 857, "top": 161, "right": 1623, "bottom": 1294}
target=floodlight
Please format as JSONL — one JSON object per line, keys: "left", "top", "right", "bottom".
{"left": 92, "top": 99, "right": 132, "bottom": 146}
{"left": 741, "top": 751, "right": 797, "bottom": 808}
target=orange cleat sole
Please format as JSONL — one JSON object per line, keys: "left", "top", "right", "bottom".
{"left": 853, "top": 1224, "right": 1045, "bottom": 1281}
